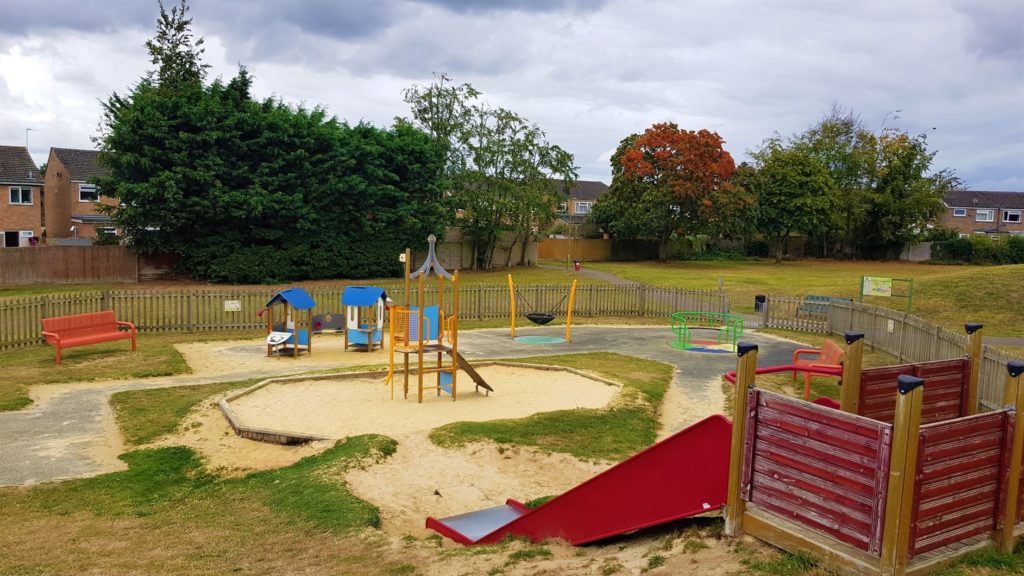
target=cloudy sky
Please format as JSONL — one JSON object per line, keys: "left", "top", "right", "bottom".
{"left": 1, "top": 0, "right": 1022, "bottom": 189}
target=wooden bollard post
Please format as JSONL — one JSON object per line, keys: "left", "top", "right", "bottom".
{"left": 840, "top": 331, "right": 865, "bottom": 414}
{"left": 965, "top": 323, "right": 984, "bottom": 416}
{"left": 998, "top": 360, "right": 1024, "bottom": 552}
{"left": 725, "top": 342, "right": 758, "bottom": 538}
{"left": 880, "top": 374, "right": 925, "bottom": 576}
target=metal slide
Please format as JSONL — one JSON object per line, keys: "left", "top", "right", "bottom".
{"left": 426, "top": 414, "right": 732, "bottom": 545}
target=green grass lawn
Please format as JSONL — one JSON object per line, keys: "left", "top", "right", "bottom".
{"left": 111, "top": 379, "right": 259, "bottom": 445}
{"left": 0, "top": 266, "right": 602, "bottom": 299}
{"left": 0, "top": 330, "right": 255, "bottom": 412}
{"left": 430, "top": 352, "right": 672, "bottom": 461}
{"left": 586, "top": 260, "right": 1024, "bottom": 336}
{"left": 0, "top": 437, "right": 403, "bottom": 575}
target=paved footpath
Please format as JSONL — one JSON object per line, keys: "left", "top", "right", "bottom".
{"left": 0, "top": 325, "right": 803, "bottom": 487}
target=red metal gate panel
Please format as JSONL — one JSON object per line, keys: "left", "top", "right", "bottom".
{"left": 858, "top": 360, "right": 970, "bottom": 425}
{"left": 743, "top": 390, "right": 892, "bottom": 554}
{"left": 858, "top": 365, "right": 914, "bottom": 424}
{"left": 915, "top": 359, "right": 972, "bottom": 423}
{"left": 910, "top": 411, "right": 1009, "bottom": 557}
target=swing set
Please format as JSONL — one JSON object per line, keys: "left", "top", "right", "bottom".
{"left": 507, "top": 274, "right": 578, "bottom": 343}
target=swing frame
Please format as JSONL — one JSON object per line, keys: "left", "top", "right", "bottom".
{"left": 508, "top": 274, "right": 578, "bottom": 341}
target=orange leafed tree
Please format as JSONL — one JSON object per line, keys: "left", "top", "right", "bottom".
{"left": 606, "top": 122, "right": 740, "bottom": 258}
{"left": 619, "top": 123, "right": 736, "bottom": 200}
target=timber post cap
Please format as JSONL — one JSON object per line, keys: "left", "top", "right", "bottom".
{"left": 737, "top": 342, "right": 758, "bottom": 357}
{"left": 965, "top": 323, "right": 984, "bottom": 335}
{"left": 897, "top": 374, "right": 925, "bottom": 395}
{"left": 845, "top": 332, "right": 865, "bottom": 345}
{"left": 1009, "top": 361, "right": 1024, "bottom": 378}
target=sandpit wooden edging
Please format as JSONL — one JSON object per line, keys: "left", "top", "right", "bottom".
{"left": 218, "top": 362, "right": 622, "bottom": 445}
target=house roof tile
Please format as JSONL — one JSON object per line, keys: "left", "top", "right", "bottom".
{"left": 0, "top": 145, "right": 43, "bottom": 184}
{"left": 565, "top": 180, "right": 609, "bottom": 201}
{"left": 52, "top": 147, "right": 107, "bottom": 181}
{"left": 945, "top": 190, "right": 1024, "bottom": 210}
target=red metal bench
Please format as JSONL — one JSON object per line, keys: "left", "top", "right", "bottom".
{"left": 41, "top": 311, "right": 136, "bottom": 365}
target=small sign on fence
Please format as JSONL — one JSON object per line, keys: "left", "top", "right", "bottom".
{"left": 223, "top": 300, "right": 242, "bottom": 312}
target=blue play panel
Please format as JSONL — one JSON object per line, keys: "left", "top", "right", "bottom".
{"left": 514, "top": 336, "right": 566, "bottom": 345}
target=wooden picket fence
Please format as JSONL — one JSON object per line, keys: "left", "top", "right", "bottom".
{"left": 762, "top": 295, "right": 1020, "bottom": 412}
{"left": 0, "top": 283, "right": 728, "bottom": 351}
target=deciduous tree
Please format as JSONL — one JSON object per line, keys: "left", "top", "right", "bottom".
{"left": 748, "top": 141, "right": 836, "bottom": 262}
{"left": 403, "top": 75, "right": 576, "bottom": 268}
{"left": 594, "top": 123, "right": 737, "bottom": 259}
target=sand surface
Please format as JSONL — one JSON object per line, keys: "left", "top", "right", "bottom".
{"left": 140, "top": 334, "right": 754, "bottom": 572}
{"left": 226, "top": 365, "right": 619, "bottom": 438}
{"left": 175, "top": 333, "right": 392, "bottom": 377}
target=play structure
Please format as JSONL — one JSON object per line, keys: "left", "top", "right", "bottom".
{"left": 507, "top": 274, "right": 578, "bottom": 344}
{"left": 723, "top": 337, "right": 845, "bottom": 400}
{"left": 428, "top": 324, "right": 1024, "bottom": 575}
{"left": 260, "top": 288, "right": 315, "bottom": 357}
{"left": 669, "top": 311, "right": 744, "bottom": 353}
{"left": 385, "top": 235, "right": 492, "bottom": 402}
{"left": 342, "top": 286, "right": 387, "bottom": 352}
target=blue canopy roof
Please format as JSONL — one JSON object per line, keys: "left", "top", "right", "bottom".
{"left": 342, "top": 286, "right": 388, "bottom": 307}
{"left": 265, "top": 287, "right": 316, "bottom": 310}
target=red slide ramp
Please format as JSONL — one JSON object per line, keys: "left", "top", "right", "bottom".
{"left": 426, "top": 415, "right": 732, "bottom": 546}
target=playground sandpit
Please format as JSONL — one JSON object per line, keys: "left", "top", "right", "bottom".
{"left": 222, "top": 364, "right": 619, "bottom": 441}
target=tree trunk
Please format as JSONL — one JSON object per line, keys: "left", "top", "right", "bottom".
{"left": 519, "top": 233, "right": 530, "bottom": 267}
{"left": 774, "top": 232, "right": 790, "bottom": 263}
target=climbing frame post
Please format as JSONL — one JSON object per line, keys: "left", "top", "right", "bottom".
{"left": 965, "top": 323, "right": 984, "bottom": 416}
{"left": 840, "top": 331, "right": 865, "bottom": 414}
{"left": 725, "top": 342, "right": 758, "bottom": 537}
{"left": 999, "top": 360, "right": 1024, "bottom": 553}
{"left": 880, "top": 374, "right": 925, "bottom": 576}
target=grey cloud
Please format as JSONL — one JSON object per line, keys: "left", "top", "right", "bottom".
{"left": 408, "top": 0, "right": 608, "bottom": 14}
{"left": 953, "top": 1, "right": 1024, "bottom": 63}
{"left": 0, "top": 0, "right": 153, "bottom": 34}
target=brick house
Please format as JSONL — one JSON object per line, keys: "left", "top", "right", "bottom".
{"left": 555, "top": 180, "right": 609, "bottom": 226}
{"left": 0, "top": 145, "right": 43, "bottom": 248}
{"left": 44, "top": 147, "right": 117, "bottom": 241}
{"left": 938, "top": 190, "right": 1024, "bottom": 236}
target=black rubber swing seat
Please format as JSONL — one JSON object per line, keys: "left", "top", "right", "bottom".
{"left": 525, "top": 313, "right": 556, "bottom": 325}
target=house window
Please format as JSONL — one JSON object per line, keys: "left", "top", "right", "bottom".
{"left": 8, "top": 186, "right": 32, "bottom": 205}
{"left": 976, "top": 209, "right": 994, "bottom": 222}
{"left": 97, "top": 227, "right": 118, "bottom": 236}
{"left": 558, "top": 201, "right": 567, "bottom": 212}
{"left": 79, "top": 184, "right": 98, "bottom": 202}
{"left": 952, "top": 208, "right": 967, "bottom": 217}
{"left": 575, "top": 201, "right": 592, "bottom": 215}
{"left": 1003, "top": 210, "right": 1022, "bottom": 223}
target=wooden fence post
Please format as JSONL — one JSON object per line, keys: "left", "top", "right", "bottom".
{"left": 999, "top": 360, "right": 1024, "bottom": 553}
{"left": 840, "top": 332, "right": 864, "bottom": 414}
{"left": 880, "top": 374, "right": 925, "bottom": 576}
{"left": 965, "top": 323, "right": 984, "bottom": 416}
{"left": 725, "top": 342, "right": 758, "bottom": 537}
